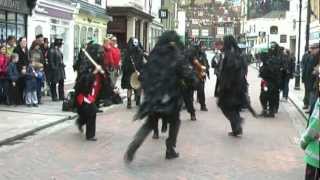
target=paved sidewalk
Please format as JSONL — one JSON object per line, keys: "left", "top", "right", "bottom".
{"left": 0, "top": 96, "right": 76, "bottom": 146}
{"left": 0, "top": 83, "right": 127, "bottom": 146}
{"left": 287, "top": 80, "right": 308, "bottom": 120}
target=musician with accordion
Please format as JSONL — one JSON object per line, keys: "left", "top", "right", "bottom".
{"left": 121, "top": 38, "right": 146, "bottom": 109}
{"left": 194, "top": 42, "right": 210, "bottom": 111}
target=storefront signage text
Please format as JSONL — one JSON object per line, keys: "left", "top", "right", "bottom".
{"left": 159, "top": 9, "right": 168, "bottom": 19}
{"left": 35, "top": 5, "right": 48, "bottom": 14}
{"left": 0, "top": 0, "right": 18, "bottom": 10}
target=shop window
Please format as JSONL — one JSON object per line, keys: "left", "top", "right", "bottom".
{"left": 7, "top": 13, "right": 16, "bottom": 24}
{"left": 87, "top": 27, "right": 93, "bottom": 41}
{"left": 0, "top": 11, "right": 5, "bottom": 21}
{"left": 95, "top": 0, "right": 101, "bottom": 5}
{"left": 35, "top": 26, "right": 43, "bottom": 37}
{"left": 280, "top": 35, "right": 287, "bottom": 43}
{"left": 7, "top": 24, "right": 16, "bottom": 38}
{"left": 74, "top": 25, "right": 80, "bottom": 48}
{"left": 74, "top": 25, "right": 80, "bottom": 58}
{"left": 0, "top": 23, "right": 5, "bottom": 44}
{"left": 17, "top": 14, "right": 24, "bottom": 24}
{"left": 17, "top": 25, "right": 25, "bottom": 39}
{"left": 80, "top": 26, "right": 87, "bottom": 46}
{"left": 94, "top": 28, "right": 99, "bottom": 43}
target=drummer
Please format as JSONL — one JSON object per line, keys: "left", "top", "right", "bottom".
{"left": 121, "top": 38, "right": 146, "bottom": 109}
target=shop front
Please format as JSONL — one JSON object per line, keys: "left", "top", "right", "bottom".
{"left": 0, "top": 0, "right": 32, "bottom": 43}
{"left": 107, "top": 7, "right": 153, "bottom": 51}
{"left": 28, "top": 0, "right": 77, "bottom": 83}
{"left": 74, "top": 0, "right": 112, "bottom": 58}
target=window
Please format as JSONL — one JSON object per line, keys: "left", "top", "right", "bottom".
{"left": 80, "top": 26, "right": 87, "bottom": 46}
{"left": 0, "top": 11, "right": 5, "bottom": 21}
{"left": 280, "top": 35, "right": 287, "bottom": 43}
{"left": 94, "top": 28, "right": 99, "bottom": 42}
{"left": 95, "top": 0, "right": 101, "bottom": 5}
{"left": 270, "top": 26, "right": 278, "bottom": 34}
{"left": 87, "top": 27, "right": 93, "bottom": 41}
{"left": 35, "top": 25, "right": 43, "bottom": 37}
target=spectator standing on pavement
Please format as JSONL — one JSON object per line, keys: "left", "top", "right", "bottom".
{"left": 281, "top": 49, "right": 295, "bottom": 101}
{"left": 305, "top": 43, "right": 320, "bottom": 114}
{"left": 42, "top": 38, "right": 50, "bottom": 96}
{"left": 110, "top": 36, "right": 121, "bottom": 86}
{"left": 5, "top": 36, "right": 16, "bottom": 56}
{"left": 0, "top": 45, "right": 9, "bottom": 104}
{"left": 30, "top": 41, "right": 45, "bottom": 104}
{"left": 7, "top": 53, "right": 20, "bottom": 105}
{"left": 212, "top": 47, "right": 223, "bottom": 97}
{"left": 47, "top": 38, "right": 65, "bottom": 101}
{"left": 302, "top": 49, "right": 315, "bottom": 111}
{"left": 24, "top": 60, "right": 38, "bottom": 107}
{"left": 300, "top": 98, "right": 320, "bottom": 179}
{"left": 13, "top": 37, "right": 29, "bottom": 104}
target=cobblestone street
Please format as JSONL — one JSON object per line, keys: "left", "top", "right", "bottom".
{"left": 0, "top": 66, "right": 306, "bottom": 180}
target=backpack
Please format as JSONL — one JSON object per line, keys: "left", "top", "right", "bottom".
{"left": 62, "top": 90, "right": 76, "bottom": 112}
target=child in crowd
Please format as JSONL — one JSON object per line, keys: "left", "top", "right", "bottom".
{"left": 0, "top": 45, "right": 9, "bottom": 104}
{"left": 7, "top": 53, "right": 20, "bottom": 105}
{"left": 24, "top": 60, "right": 38, "bottom": 107}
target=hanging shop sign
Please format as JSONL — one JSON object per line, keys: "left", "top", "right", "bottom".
{"left": 159, "top": 9, "right": 168, "bottom": 19}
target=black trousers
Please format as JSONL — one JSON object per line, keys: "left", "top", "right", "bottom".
{"left": 182, "top": 87, "right": 195, "bottom": 114}
{"left": 142, "top": 111, "right": 181, "bottom": 149}
{"left": 17, "top": 77, "right": 25, "bottom": 104}
{"left": 197, "top": 81, "right": 206, "bottom": 107}
{"left": 50, "top": 79, "right": 64, "bottom": 100}
{"left": 214, "top": 78, "right": 220, "bottom": 97}
{"left": 220, "top": 106, "right": 242, "bottom": 134}
{"left": 8, "top": 82, "right": 20, "bottom": 105}
{"left": 153, "top": 116, "right": 168, "bottom": 135}
{"left": 77, "top": 103, "right": 97, "bottom": 139}
{"left": 259, "top": 86, "right": 279, "bottom": 114}
{"left": 305, "top": 164, "right": 320, "bottom": 180}
{"left": 303, "top": 83, "right": 310, "bottom": 107}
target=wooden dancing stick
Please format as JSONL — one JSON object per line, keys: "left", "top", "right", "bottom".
{"left": 81, "top": 48, "right": 105, "bottom": 74}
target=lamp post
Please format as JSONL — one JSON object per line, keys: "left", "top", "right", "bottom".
{"left": 294, "top": 0, "right": 302, "bottom": 90}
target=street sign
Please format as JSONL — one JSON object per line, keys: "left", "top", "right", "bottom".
{"left": 159, "top": 9, "right": 168, "bottom": 19}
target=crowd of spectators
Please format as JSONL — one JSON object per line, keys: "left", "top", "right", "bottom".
{"left": 0, "top": 34, "right": 65, "bottom": 107}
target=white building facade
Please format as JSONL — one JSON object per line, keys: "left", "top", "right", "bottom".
{"left": 241, "top": 0, "right": 308, "bottom": 60}
{"left": 28, "top": 0, "right": 77, "bottom": 83}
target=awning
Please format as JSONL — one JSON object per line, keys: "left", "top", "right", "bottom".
{"left": 79, "top": 0, "right": 112, "bottom": 21}
{"left": 107, "top": 6, "right": 154, "bottom": 22}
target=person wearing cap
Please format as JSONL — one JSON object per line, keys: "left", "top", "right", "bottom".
{"left": 47, "top": 38, "right": 65, "bottom": 101}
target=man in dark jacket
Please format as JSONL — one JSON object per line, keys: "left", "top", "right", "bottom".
{"left": 281, "top": 49, "right": 295, "bottom": 100}
{"left": 47, "top": 38, "right": 65, "bottom": 101}
{"left": 301, "top": 51, "right": 312, "bottom": 110}
{"left": 306, "top": 42, "right": 320, "bottom": 114}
